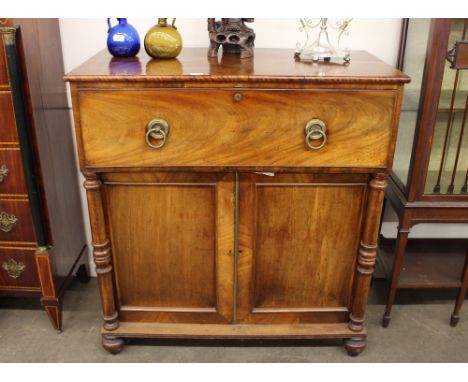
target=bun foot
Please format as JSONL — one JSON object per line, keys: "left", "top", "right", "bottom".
{"left": 102, "top": 335, "right": 125, "bottom": 354}
{"left": 450, "top": 314, "right": 459, "bottom": 327}
{"left": 382, "top": 315, "right": 391, "bottom": 328}
{"left": 343, "top": 337, "right": 366, "bottom": 357}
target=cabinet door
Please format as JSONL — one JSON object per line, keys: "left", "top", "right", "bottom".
{"left": 237, "top": 173, "right": 368, "bottom": 324}
{"left": 104, "top": 172, "right": 235, "bottom": 324}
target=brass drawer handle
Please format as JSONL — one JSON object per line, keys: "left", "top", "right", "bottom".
{"left": 0, "top": 164, "right": 8, "bottom": 183}
{"left": 2, "top": 258, "right": 26, "bottom": 279}
{"left": 0, "top": 211, "right": 18, "bottom": 232}
{"left": 145, "top": 118, "right": 170, "bottom": 149}
{"left": 305, "top": 118, "right": 327, "bottom": 150}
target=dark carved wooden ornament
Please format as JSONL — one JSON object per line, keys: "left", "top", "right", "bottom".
{"left": 207, "top": 18, "right": 255, "bottom": 58}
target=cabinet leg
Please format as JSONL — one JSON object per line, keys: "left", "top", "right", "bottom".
{"left": 382, "top": 315, "right": 391, "bottom": 328}
{"left": 343, "top": 337, "right": 367, "bottom": 356}
{"left": 102, "top": 334, "right": 125, "bottom": 354}
{"left": 349, "top": 174, "right": 387, "bottom": 333}
{"left": 41, "top": 298, "right": 63, "bottom": 332}
{"left": 35, "top": 246, "right": 63, "bottom": 331}
{"left": 450, "top": 252, "right": 468, "bottom": 327}
{"left": 382, "top": 223, "right": 411, "bottom": 328}
{"left": 84, "top": 172, "right": 120, "bottom": 332}
{"left": 76, "top": 263, "right": 91, "bottom": 284}
{"left": 450, "top": 314, "right": 460, "bottom": 327}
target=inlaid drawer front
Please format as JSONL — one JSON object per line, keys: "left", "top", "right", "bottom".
{"left": 0, "top": 246, "right": 39, "bottom": 288}
{"left": 0, "top": 198, "right": 36, "bottom": 243}
{"left": 0, "top": 149, "right": 28, "bottom": 195}
{"left": 78, "top": 89, "right": 397, "bottom": 169}
{"left": 0, "top": 92, "right": 19, "bottom": 143}
{"left": 0, "top": 41, "right": 9, "bottom": 87}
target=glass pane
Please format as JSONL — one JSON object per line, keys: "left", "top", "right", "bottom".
{"left": 425, "top": 19, "right": 468, "bottom": 195}
{"left": 393, "top": 19, "right": 431, "bottom": 188}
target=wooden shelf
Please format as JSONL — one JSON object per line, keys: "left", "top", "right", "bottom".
{"left": 378, "top": 239, "right": 467, "bottom": 289}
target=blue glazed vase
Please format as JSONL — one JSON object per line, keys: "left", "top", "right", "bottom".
{"left": 107, "top": 18, "right": 140, "bottom": 57}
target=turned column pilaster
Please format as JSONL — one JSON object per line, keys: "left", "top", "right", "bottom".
{"left": 349, "top": 173, "right": 388, "bottom": 332}
{"left": 83, "top": 171, "right": 119, "bottom": 331}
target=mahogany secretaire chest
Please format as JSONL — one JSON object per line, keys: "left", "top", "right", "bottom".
{"left": 65, "top": 48, "right": 409, "bottom": 355}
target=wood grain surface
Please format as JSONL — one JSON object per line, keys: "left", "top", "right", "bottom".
{"left": 77, "top": 89, "right": 397, "bottom": 169}
{"left": 237, "top": 173, "right": 366, "bottom": 324}
{"left": 65, "top": 48, "right": 410, "bottom": 85}
{"left": 102, "top": 321, "right": 366, "bottom": 339}
{"left": 105, "top": 172, "right": 235, "bottom": 324}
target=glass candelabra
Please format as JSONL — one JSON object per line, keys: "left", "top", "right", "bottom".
{"left": 294, "top": 18, "right": 352, "bottom": 63}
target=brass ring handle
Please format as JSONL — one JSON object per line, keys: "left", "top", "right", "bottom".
{"left": 305, "top": 119, "right": 327, "bottom": 150}
{"left": 306, "top": 128, "right": 327, "bottom": 150}
{"left": 145, "top": 128, "right": 166, "bottom": 149}
{"left": 145, "top": 118, "right": 170, "bottom": 149}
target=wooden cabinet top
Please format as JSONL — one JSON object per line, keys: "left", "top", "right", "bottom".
{"left": 65, "top": 48, "right": 410, "bottom": 85}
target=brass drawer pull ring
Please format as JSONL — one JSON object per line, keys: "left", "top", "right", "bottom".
{"left": 305, "top": 118, "right": 327, "bottom": 150}
{"left": 145, "top": 118, "right": 170, "bottom": 149}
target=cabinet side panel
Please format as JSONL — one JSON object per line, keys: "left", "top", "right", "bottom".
{"left": 13, "top": 19, "right": 87, "bottom": 276}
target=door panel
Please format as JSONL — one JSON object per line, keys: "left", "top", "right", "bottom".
{"left": 237, "top": 173, "right": 367, "bottom": 324}
{"left": 104, "top": 172, "right": 235, "bottom": 324}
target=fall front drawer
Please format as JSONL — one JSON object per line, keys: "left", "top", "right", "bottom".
{"left": 0, "top": 198, "right": 36, "bottom": 243}
{"left": 77, "top": 89, "right": 398, "bottom": 169}
{"left": 0, "top": 246, "right": 39, "bottom": 288}
{"left": 0, "top": 92, "right": 19, "bottom": 143}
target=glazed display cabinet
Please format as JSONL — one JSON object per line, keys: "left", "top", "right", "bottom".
{"left": 382, "top": 19, "right": 468, "bottom": 327}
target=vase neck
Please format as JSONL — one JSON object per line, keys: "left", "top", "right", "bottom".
{"left": 158, "top": 18, "right": 168, "bottom": 27}
{"left": 117, "top": 18, "right": 127, "bottom": 25}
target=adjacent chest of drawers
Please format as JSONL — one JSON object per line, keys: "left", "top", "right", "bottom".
{"left": 0, "top": 20, "right": 88, "bottom": 331}
{"left": 66, "top": 48, "right": 409, "bottom": 355}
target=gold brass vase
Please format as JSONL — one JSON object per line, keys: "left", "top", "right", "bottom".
{"left": 144, "top": 18, "right": 183, "bottom": 59}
